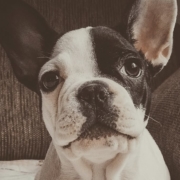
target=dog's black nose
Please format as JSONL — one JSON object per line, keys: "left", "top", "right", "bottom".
{"left": 77, "top": 82, "right": 110, "bottom": 105}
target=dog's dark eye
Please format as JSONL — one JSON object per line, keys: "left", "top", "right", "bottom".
{"left": 41, "top": 71, "right": 60, "bottom": 92}
{"left": 122, "top": 59, "right": 142, "bottom": 77}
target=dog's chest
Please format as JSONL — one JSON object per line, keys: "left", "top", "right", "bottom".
{"left": 59, "top": 160, "right": 108, "bottom": 180}
{"left": 57, "top": 130, "right": 170, "bottom": 180}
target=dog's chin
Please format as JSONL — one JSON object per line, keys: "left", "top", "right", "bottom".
{"left": 63, "top": 123, "right": 134, "bottom": 148}
{"left": 59, "top": 124, "right": 140, "bottom": 164}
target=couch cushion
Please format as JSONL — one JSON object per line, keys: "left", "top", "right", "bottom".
{"left": 148, "top": 68, "right": 180, "bottom": 180}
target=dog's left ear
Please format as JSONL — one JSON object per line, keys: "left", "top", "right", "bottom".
{"left": 125, "top": 0, "right": 177, "bottom": 74}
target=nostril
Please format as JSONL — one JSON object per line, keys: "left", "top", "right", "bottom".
{"left": 78, "top": 86, "right": 95, "bottom": 103}
{"left": 80, "top": 89, "right": 92, "bottom": 102}
{"left": 97, "top": 89, "right": 109, "bottom": 102}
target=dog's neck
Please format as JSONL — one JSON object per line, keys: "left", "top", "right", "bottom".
{"left": 53, "top": 135, "right": 144, "bottom": 180}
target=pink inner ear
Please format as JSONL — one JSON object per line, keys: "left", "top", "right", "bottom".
{"left": 132, "top": 18, "right": 174, "bottom": 66}
{"left": 130, "top": 0, "right": 177, "bottom": 67}
{"left": 134, "top": 39, "right": 171, "bottom": 66}
{"left": 162, "top": 46, "right": 170, "bottom": 57}
{"left": 134, "top": 40, "right": 159, "bottom": 61}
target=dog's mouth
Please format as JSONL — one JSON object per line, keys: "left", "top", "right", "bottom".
{"left": 63, "top": 123, "right": 135, "bottom": 149}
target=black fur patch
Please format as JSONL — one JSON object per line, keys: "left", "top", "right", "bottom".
{"left": 90, "top": 26, "right": 151, "bottom": 119}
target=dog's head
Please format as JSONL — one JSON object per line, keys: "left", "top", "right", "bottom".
{"left": 0, "top": 0, "right": 177, "bottom": 163}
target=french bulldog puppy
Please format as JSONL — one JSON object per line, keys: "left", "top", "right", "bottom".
{"left": 0, "top": 0, "right": 177, "bottom": 179}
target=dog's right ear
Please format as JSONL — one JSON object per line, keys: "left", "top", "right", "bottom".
{"left": 0, "top": 0, "right": 59, "bottom": 93}
{"left": 129, "top": 0, "right": 177, "bottom": 67}
{"left": 116, "top": 0, "right": 177, "bottom": 76}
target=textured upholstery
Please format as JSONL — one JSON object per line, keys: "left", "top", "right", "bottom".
{"left": 148, "top": 68, "right": 180, "bottom": 180}
{"left": 0, "top": 47, "right": 51, "bottom": 160}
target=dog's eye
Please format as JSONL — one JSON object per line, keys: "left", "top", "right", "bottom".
{"left": 41, "top": 71, "right": 60, "bottom": 92}
{"left": 122, "top": 59, "right": 142, "bottom": 78}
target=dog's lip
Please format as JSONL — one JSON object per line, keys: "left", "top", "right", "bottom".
{"left": 63, "top": 123, "right": 135, "bottom": 149}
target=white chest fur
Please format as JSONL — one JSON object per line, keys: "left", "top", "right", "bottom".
{"left": 54, "top": 130, "right": 170, "bottom": 180}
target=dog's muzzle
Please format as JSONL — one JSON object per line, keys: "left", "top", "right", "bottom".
{"left": 75, "top": 81, "right": 126, "bottom": 140}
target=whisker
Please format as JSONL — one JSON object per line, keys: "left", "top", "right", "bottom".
{"left": 145, "top": 114, "right": 162, "bottom": 127}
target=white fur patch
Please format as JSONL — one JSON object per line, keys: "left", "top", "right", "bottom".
{"left": 39, "top": 27, "right": 98, "bottom": 146}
